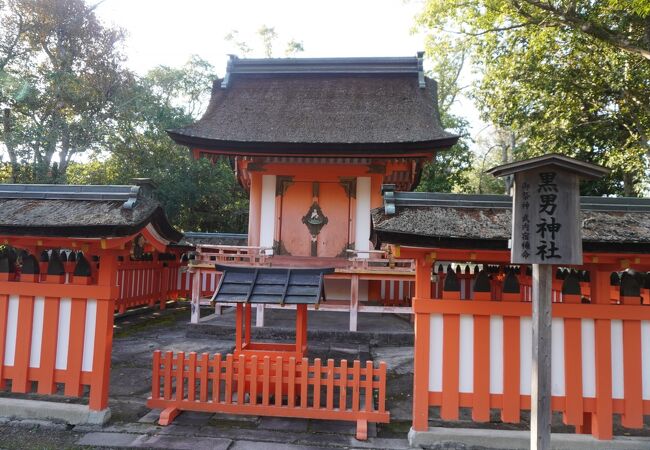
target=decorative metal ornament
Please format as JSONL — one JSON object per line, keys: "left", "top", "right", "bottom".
{"left": 302, "top": 202, "right": 328, "bottom": 237}
{"left": 131, "top": 234, "right": 146, "bottom": 260}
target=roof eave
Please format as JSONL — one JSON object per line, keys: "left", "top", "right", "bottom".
{"left": 487, "top": 153, "right": 610, "bottom": 180}
{"left": 167, "top": 130, "right": 460, "bottom": 156}
{"left": 0, "top": 206, "right": 183, "bottom": 242}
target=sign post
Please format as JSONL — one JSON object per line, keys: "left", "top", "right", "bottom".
{"left": 488, "top": 154, "right": 608, "bottom": 450}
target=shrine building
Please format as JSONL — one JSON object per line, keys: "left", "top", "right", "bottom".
{"left": 168, "top": 54, "right": 458, "bottom": 328}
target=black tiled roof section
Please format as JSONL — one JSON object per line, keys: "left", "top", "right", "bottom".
{"left": 212, "top": 265, "right": 334, "bottom": 305}
{"left": 168, "top": 56, "right": 458, "bottom": 153}
{"left": 372, "top": 191, "right": 650, "bottom": 252}
{"left": 0, "top": 182, "right": 182, "bottom": 241}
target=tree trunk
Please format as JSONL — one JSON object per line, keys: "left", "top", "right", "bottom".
{"left": 623, "top": 172, "right": 634, "bottom": 197}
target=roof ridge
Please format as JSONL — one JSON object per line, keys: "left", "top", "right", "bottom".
{"left": 0, "top": 182, "right": 150, "bottom": 210}
{"left": 221, "top": 52, "right": 426, "bottom": 89}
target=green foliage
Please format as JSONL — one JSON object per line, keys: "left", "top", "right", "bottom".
{"left": 417, "top": 115, "right": 472, "bottom": 193}
{"left": 68, "top": 56, "right": 249, "bottom": 233}
{"left": 0, "top": 0, "right": 127, "bottom": 182}
{"left": 417, "top": 0, "right": 650, "bottom": 196}
{"left": 416, "top": 36, "right": 473, "bottom": 192}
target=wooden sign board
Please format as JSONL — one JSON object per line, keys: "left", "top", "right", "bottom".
{"left": 511, "top": 167, "right": 582, "bottom": 265}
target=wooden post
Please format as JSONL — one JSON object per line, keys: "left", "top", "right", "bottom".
{"left": 350, "top": 274, "right": 359, "bottom": 332}
{"left": 190, "top": 267, "right": 201, "bottom": 324}
{"left": 256, "top": 304, "right": 265, "bottom": 327}
{"left": 531, "top": 263, "right": 552, "bottom": 450}
{"left": 488, "top": 155, "right": 608, "bottom": 450}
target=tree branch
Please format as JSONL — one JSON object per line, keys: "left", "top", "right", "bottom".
{"left": 442, "top": 22, "right": 535, "bottom": 37}
{"left": 515, "top": 0, "right": 650, "bottom": 61}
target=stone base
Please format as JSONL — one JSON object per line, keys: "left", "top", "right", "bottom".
{"left": 408, "top": 426, "right": 650, "bottom": 449}
{"left": 0, "top": 398, "right": 111, "bottom": 425}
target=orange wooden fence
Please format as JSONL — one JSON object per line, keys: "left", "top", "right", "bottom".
{"left": 147, "top": 350, "right": 389, "bottom": 440}
{"left": 0, "top": 252, "right": 118, "bottom": 411}
{"left": 412, "top": 275, "right": 650, "bottom": 440}
{"left": 379, "top": 279, "right": 414, "bottom": 306}
{"left": 115, "top": 255, "right": 188, "bottom": 313}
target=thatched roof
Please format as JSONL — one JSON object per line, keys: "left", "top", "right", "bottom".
{"left": 372, "top": 192, "right": 650, "bottom": 253}
{"left": 168, "top": 55, "right": 458, "bottom": 155}
{"left": 0, "top": 181, "right": 182, "bottom": 241}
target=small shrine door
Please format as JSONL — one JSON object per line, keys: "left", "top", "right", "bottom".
{"left": 277, "top": 180, "right": 353, "bottom": 257}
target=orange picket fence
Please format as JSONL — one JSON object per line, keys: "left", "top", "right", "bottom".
{"left": 412, "top": 279, "right": 650, "bottom": 440}
{"left": 147, "top": 350, "right": 389, "bottom": 440}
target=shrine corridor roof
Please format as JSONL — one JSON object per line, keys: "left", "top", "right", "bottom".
{"left": 0, "top": 182, "right": 182, "bottom": 241}
{"left": 372, "top": 192, "right": 650, "bottom": 253}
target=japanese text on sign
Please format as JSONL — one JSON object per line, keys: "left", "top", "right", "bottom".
{"left": 535, "top": 172, "right": 561, "bottom": 261}
{"left": 511, "top": 167, "right": 581, "bottom": 265}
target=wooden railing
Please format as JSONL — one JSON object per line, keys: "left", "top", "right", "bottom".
{"left": 147, "top": 351, "right": 389, "bottom": 440}
{"left": 346, "top": 249, "right": 415, "bottom": 272}
{"left": 114, "top": 257, "right": 188, "bottom": 313}
{"left": 193, "top": 245, "right": 271, "bottom": 266}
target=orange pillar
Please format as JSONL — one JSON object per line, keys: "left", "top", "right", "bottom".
{"left": 413, "top": 254, "right": 432, "bottom": 431}
{"left": 89, "top": 250, "right": 118, "bottom": 410}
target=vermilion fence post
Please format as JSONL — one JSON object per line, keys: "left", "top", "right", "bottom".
{"left": 562, "top": 294, "right": 583, "bottom": 428}
{"left": 590, "top": 269, "right": 613, "bottom": 439}
{"left": 13, "top": 294, "right": 35, "bottom": 393}
{"left": 412, "top": 256, "right": 432, "bottom": 431}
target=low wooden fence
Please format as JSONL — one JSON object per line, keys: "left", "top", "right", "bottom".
{"left": 115, "top": 255, "right": 188, "bottom": 313}
{"left": 147, "top": 350, "right": 389, "bottom": 440}
{"left": 412, "top": 270, "right": 650, "bottom": 440}
{"left": 379, "top": 279, "right": 414, "bottom": 307}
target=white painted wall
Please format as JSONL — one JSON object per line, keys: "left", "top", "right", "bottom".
{"left": 354, "top": 177, "right": 371, "bottom": 257}
{"left": 429, "top": 314, "right": 444, "bottom": 391}
{"left": 29, "top": 297, "right": 45, "bottom": 368}
{"left": 324, "top": 279, "right": 368, "bottom": 301}
{"left": 259, "top": 174, "right": 277, "bottom": 255}
{"left": 82, "top": 299, "right": 97, "bottom": 372}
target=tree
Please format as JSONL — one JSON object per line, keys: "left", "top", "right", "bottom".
{"left": 0, "top": 0, "right": 126, "bottom": 182}
{"left": 417, "top": 38, "right": 473, "bottom": 192}
{"left": 258, "top": 25, "right": 278, "bottom": 58}
{"left": 67, "top": 56, "right": 249, "bottom": 233}
{"left": 508, "top": 0, "right": 650, "bottom": 61}
{"left": 417, "top": 0, "right": 650, "bottom": 195}
{"left": 224, "top": 26, "right": 304, "bottom": 58}
{"left": 463, "top": 129, "right": 514, "bottom": 194}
